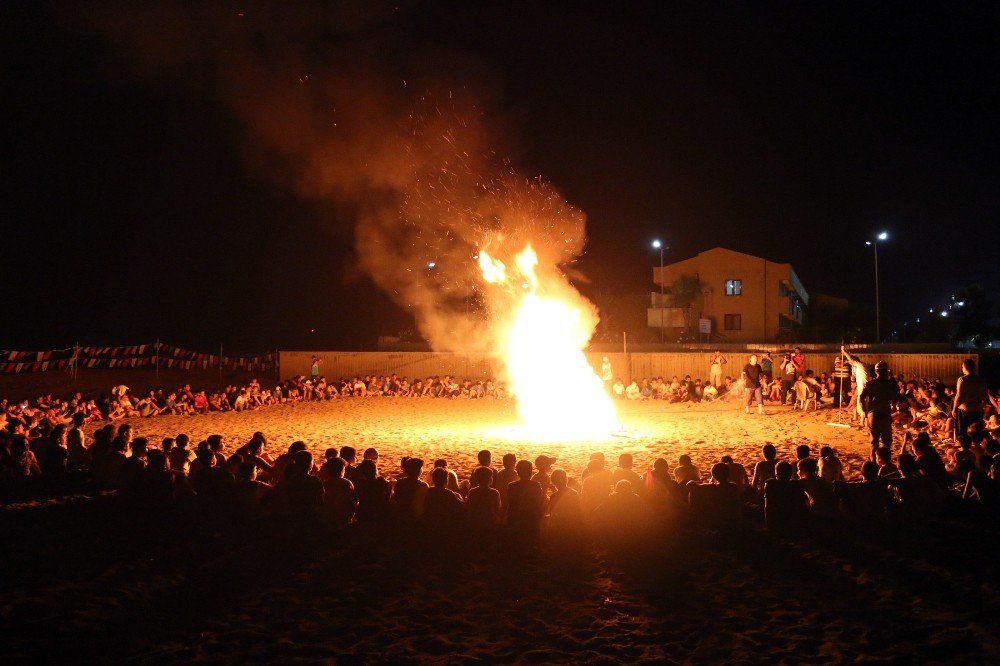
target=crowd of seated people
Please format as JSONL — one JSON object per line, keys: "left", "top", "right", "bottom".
{"left": 5, "top": 406, "right": 1000, "bottom": 549}
{"left": 0, "top": 374, "right": 510, "bottom": 427}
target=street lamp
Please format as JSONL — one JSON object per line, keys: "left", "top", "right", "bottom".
{"left": 652, "top": 240, "right": 666, "bottom": 343}
{"left": 865, "top": 231, "right": 889, "bottom": 342}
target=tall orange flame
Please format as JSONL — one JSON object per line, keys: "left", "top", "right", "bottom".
{"left": 480, "top": 244, "right": 619, "bottom": 440}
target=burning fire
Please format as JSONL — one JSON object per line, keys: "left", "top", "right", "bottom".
{"left": 479, "top": 244, "right": 619, "bottom": 440}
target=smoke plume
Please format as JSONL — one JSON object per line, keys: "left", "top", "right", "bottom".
{"left": 72, "top": 1, "right": 595, "bottom": 352}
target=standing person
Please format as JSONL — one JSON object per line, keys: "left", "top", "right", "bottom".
{"left": 760, "top": 352, "right": 774, "bottom": 380}
{"left": 832, "top": 353, "right": 851, "bottom": 407}
{"left": 953, "top": 358, "right": 988, "bottom": 436}
{"left": 310, "top": 356, "right": 322, "bottom": 381}
{"left": 709, "top": 350, "right": 727, "bottom": 388}
{"left": 791, "top": 347, "right": 805, "bottom": 376}
{"left": 779, "top": 353, "right": 797, "bottom": 406}
{"left": 742, "top": 354, "right": 764, "bottom": 415}
{"left": 842, "top": 347, "right": 871, "bottom": 425}
{"left": 860, "top": 361, "right": 900, "bottom": 461}
{"left": 601, "top": 357, "right": 613, "bottom": 395}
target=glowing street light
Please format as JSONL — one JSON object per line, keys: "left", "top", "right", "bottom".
{"left": 651, "top": 239, "right": 667, "bottom": 343}
{"left": 867, "top": 231, "right": 889, "bottom": 342}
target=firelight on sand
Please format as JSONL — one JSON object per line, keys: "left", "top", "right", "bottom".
{"left": 479, "top": 244, "right": 620, "bottom": 441}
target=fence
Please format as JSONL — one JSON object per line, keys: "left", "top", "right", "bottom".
{"left": 280, "top": 351, "right": 978, "bottom": 384}
{"left": 1, "top": 343, "right": 276, "bottom": 375}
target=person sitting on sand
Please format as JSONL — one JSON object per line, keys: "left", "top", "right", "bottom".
{"left": 818, "top": 446, "right": 844, "bottom": 484}
{"left": 188, "top": 446, "right": 215, "bottom": 488}
{"left": 793, "top": 444, "right": 813, "bottom": 470}
{"left": 835, "top": 461, "right": 889, "bottom": 521}
{"left": 424, "top": 467, "right": 465, "bottom": 536}
{"left": 319, "top": 457, "right": 356, "bottom": 527}
{"left": 95, "top": 432, "right": 128, "bottom": 489}
{"left": 612, "top": 453, "right": 643, "bottom": 494}
{"left": 875, "top": 447, "right": 898, "bottom": 478}
{"left": 885, "top": 453, "right": 944, "bottom": 519}
{"left": 593, "top": 479, "right": 647, "bottom": 547}
{"left": 751, "top": 444, "right": 778, "bottom": 494}
{"left": 532, "top": 455, "right": 557, "bottom": 496}
{"left": 193, "top": 449, "right": 236, "bottom": 506}
{"left": 354, "top": 459, "right": 391, "bottom": 524}
{"left": 168, "top": 434, "right": 193, "bottom": 478}
{"left": 909, "top": 432, "right": 949, "bottom": 490}
{"left": 581, "top": 457, "right": 614, "bottom": 516}
{"left": 797, "top": 458, "right": 837, "bottom": 518}
{"left": 506, "top": 460, "right": 546, "bottom": 542}
{"left": 470, "top": 449, "right": 497, "bottom": 489}
{"left": 763, "top": 461, "right": 808, "bottom": 532}
{"left": 66, "top": 420, "right": 88, "bottom": 472}
{"left": 206, "top": 435, "right": 226, "bottom": 467}
{"left": 612, "top": 378, "right": 625, "bottom": 399}
{"left": 339, "top": 446, "right": 357, "bottom": 480}
{"left": 466, "top": 466, "right": 501, "bottom": 537}
{"left": 135, "top": 449, "right": 175, "bottom": 508}
{"left": 673, "top": 454, "right": 700, "bottom": 486}
{"left": 425, "top": 458, "right": 461, "bottom": 494}
{"left": 689, "top": 463, "right": 740, "bottom": 527}
{"left": 495, "top": 453, "right": 518, "bottom": 510}
{"left": 721, "top": 455, "right": 748, "bottom": 496}
{"left": 233, "top": 461, "right": 271, "bottom": 516}
{"left": 317, "top": 448, "right": 340, "bottom": 482}
{"left": 232, "top": 436, "right": 273, "bottom": 482}
{"left": 272, "top": 450, "right": 324, "bottom": 515}
{"left": 272, "top": 441, "right": 308, "bottom": 485}
{"left": 117, "top": 437, "right": 147, "bottom": 501}
{"left": 392, "top": 457, "right": 429, "bottom": 523}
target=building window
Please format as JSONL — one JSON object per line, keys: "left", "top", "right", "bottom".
{"left": 724, "top": 314, "right": 742, "bottom": 330}
{"left": 725, "top": 279, "right": 742, "bottom": 296}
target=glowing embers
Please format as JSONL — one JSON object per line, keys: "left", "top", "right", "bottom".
{"left": 480, "top": 244, "right": 619, "bottom": 441}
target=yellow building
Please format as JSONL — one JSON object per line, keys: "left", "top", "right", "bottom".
{"left": 650, "top": 247, "right": 809, "bottom": 342}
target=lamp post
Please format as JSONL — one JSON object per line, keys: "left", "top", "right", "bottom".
{"left": 865, "top": 231, "right": 888, "bottom": 342}
{"left": 652, "top": 240, "right": 666, "bottom": 343}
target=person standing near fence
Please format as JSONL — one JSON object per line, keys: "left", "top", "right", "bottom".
{"left": 742, "top": 354, "right": 764, "bottom": 415}
{"left": 860, "top": 361, "right": 900, "bottom": 461}
{"left": 709, "top": 350, "right": 727, "bottom": 387}
{"left": 832, "top": 354, "right": 851, "bottom": 407}
{"left": 601, "top": 357, "right": 613, "bottom": 395}
{"left": 953, "top": 358, "right": 988, "bottom": 436}
{"left": 311, "top": 355, "right": 322, "bottom": 380}
{"left": 779, "top": 353, "right": 797, "bottom": 406}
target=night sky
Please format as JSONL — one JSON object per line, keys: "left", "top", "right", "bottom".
{"left": 4, "top": 1, "right": 998, "bottom": 353}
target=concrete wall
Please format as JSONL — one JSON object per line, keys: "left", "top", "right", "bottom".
{"left": 280, "top": 351, "right": 976, "bottom": 385}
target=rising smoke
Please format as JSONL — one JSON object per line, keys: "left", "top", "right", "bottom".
{"left": 72, "top": 1, "right": 596, "bottom": 352}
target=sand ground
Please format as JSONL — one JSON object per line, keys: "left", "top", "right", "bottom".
{"left": 91, "top": 397, "right": 873, "bottom": 481}
{"left": 4, "top": 399, "right": 1000, "bottom": 663}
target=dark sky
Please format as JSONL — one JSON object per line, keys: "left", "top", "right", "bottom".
{"left": 3, "top": 1, "right": 998, "bottom": 352}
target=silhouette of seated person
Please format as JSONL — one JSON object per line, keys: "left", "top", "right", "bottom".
{"left": 392, "top": 457, "right": 429, "bottom": 526}
{"left": 797, "top": 458, "right": 838, "bottom": 518}
{"left": 319, "top": 456, "right": 356, "bottom": 527}
{"left": 466, "top": 466, "right": 501, "bottom": 541}
{"left": 835, "top": 461, "right": 889, "bottom": 522}
{"left": 506, "top": 459, "right": 546, "bottom": 544}
{"left": 424, "top": 467, "right": 465, "bottom": 540}
{"left": 233, "top": 460, "right": 271, "bottom": 517}
{"left": 764, "top": 461, "right": 808, "bottom": 532}
{"left": 688, "top": 462, "right": 740, "bottom": 528}
{"left": 354, "top": 459, "right": 391, "bottom": 525}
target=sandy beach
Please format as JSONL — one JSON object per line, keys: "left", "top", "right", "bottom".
{"left": 84, "top": 397, "right": 874, "bottom": 483}
{"left": 4, "top": 399, "right": 1000, "bottom": 663}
